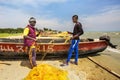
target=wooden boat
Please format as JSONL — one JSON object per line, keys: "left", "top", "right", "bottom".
{"left": 0, "top": 37, "right": 108, "bottom": 56}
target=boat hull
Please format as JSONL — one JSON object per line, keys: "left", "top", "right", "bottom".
{"left": 0, "top": 40, "right": 108, "bottom": 56}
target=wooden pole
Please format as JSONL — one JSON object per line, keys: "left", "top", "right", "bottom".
{"left": 87, "top": 57, "right": 120, "bottom": 79}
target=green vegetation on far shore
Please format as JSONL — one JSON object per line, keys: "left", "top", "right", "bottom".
{"left": 0, "top": 33, "right": 22, "bottom": 38}
{"left": 0, "top": 28, "right": 23, "bottom": 33}
{"left": 0, "top": 27, "right": 61, "bottom": 38}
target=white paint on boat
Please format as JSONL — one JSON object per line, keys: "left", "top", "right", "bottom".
{"left": 94, "top": 39, "right": 99, "bottom": 41}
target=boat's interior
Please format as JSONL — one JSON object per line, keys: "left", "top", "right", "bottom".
{"left": 0, "top": 37, "right": 99, "bottom": 43}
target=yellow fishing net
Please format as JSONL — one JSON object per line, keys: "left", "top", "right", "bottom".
{"left": 54, "top": 31, "right": 71, "bottom": 43}
{"left": 57, "top": 32, "right": 69, "bottom": 37}
{"left": 24, "top": 64, "right": 69, "bottom": 80}
{"left": 50, "top": 31, "right": 70, "bottom": 38}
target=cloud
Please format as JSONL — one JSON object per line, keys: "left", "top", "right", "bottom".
{"left": 0, "top": 6, "right": 30, "bottom": 28}
{"left": 0, "top": 5, "right": 73, "bottom": 31}
{"left": 82, "top": 5, "right": 120, "bottom": 31}
{"left": 0, "top": 0, "right": 68, "bottom": 7}
{"left": 37, "top": 19, "right": 73, "bottom": 31}
{"left": 0, "top": 0, "right": 72, "bottom": 31}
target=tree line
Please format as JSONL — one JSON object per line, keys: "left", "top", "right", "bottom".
{"left": 0, "top": 27, "right": 59, "bottom": 33}
{"left": 0, "top": 28, "right": 24, "bottom": 33}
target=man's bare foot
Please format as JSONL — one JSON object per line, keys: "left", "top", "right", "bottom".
{"left": 60, "top": 61, "right": 68, "bottom": 66}
{"left": 70, "top": 61, "right": 78, "bottom": 65}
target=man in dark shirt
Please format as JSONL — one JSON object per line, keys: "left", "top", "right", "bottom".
{"left": 62, "top": 15, "right": 84, "bottom": 66}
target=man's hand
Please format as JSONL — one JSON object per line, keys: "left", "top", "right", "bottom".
{"left": 36, "top": 29, "right": 43, "bottom": 37}
{"left": 24, "top": 36, "right": 37, "bottom": 42}
{"left": 33, "top": 38, "right": 37, "bottom": 42}
{"left": 67, "top": 31, "right": 73, "bottom": 34}
{"left": 38, "top": 29, "right": 43, "bottom": 34}
{"left": 70, "top": 34, "right": 79, "bottom": 40}
{"left": 70, "top": 37, "right": 74, "bottom": 40}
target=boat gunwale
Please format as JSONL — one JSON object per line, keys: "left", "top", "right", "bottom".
{"left": 0, "top": 40, "right": 107, "bottom": 45}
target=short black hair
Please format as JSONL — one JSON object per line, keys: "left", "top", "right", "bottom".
{"left": 72, "top": 15, "right": 78, "bottom": 19}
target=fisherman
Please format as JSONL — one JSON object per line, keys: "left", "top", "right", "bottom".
{"left": 61, "top": 15, "right": 84, "bottom": 66}
{"left": 23, "top": 17, "right": 41, "bottom": 68}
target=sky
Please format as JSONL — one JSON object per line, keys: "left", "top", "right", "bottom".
{"left": 0, "top": 0, "right": 120, "bottom": 31}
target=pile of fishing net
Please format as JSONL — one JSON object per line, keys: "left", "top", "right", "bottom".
{"left": 51, "top": 31, "right": 70, "bottom": 37}
{"left": 57, "top": 31, "right": 69, "bottom": 37}
{"left": 24, "top": 64, "right": 69, "bottom": 80}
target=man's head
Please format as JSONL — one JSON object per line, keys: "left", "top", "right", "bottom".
{"left": 72, "top": 15, "right": 78, "bottom": 23}
{"left": 29, "top": 17, "right": 36, "bottom": 27}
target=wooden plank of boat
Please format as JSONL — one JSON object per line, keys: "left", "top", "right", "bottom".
{"left": 0, "top": 40, "right": 108, "bottom": 56}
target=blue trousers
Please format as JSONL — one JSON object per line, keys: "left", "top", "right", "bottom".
{"left": 66, "top": 40, "right": 80, "bottom": 63}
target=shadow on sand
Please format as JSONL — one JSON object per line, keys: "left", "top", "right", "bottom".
{"left": 20, "top": 60, "right": 32, "bottom": 69}
{"left": 0, "top": 53, "right": 101, "bottom": 69}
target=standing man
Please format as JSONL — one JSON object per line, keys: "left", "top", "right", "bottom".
{"left": 23, "top": 17, "right": 41, "bottom": 68}
{"left": 62, "top": 15, "right": 84, "bottom": 66}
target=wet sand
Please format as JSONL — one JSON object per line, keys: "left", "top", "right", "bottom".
{"left": 93, "top": 50, "right": 120, "bottom": 74}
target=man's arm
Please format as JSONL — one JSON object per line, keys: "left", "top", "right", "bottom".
{"left": 77, "top": 23, "right": 84, "bottom": 36}
{"left": 67, "top": 31, "right": 73, "bottom": 34}
{"left": 24, "top": 36, "right": 36, "bottom": 41}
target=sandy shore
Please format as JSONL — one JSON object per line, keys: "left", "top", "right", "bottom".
{"left": 0, "top": 54, "right": 119, "bottom": 80}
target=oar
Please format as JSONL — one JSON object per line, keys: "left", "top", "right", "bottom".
{"left": 88, "top": 57, "right": 120, "bottom": 78}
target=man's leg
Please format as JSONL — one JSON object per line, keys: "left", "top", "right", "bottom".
{"left": 28, "top": 47, "right": 36, "bottom": 68}
{"left": 31, "top": 48, "right": 37, "bottom": 66}
{"left": 66, "top": 40, "right": 75, "bottom": 63}
{"left": 28, "top": 47, "right": 33, "bottom": 67}
{"left": 74, "top": 40, "right": 80, "bottom": 65}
